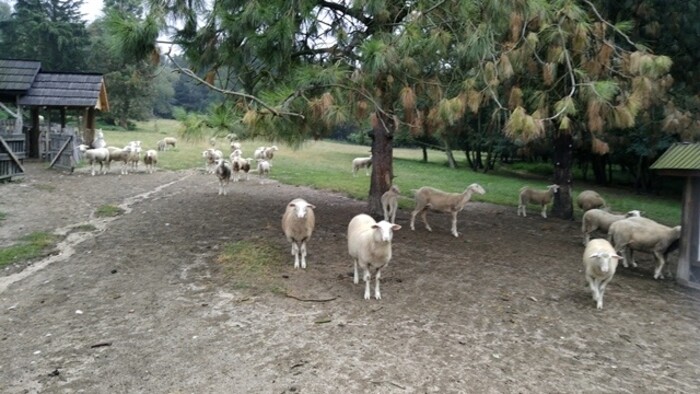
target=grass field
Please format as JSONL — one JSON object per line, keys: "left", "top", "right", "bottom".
{"left": 98, "top": 119, "right": 682, "bottom": 226}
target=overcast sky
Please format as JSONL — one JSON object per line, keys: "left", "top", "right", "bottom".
{"left": 81, "top": 0, "right": 104, "bottom": 22}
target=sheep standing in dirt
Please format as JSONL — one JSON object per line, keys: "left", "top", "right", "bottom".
{"left": 583, "top": 239, "right": 623, "bottom": 310}
{"left": 576, "top": 190, "right": 607, "bottom": 212}
{"left": 257, "top": 159, "right": 271, "bottom": 183}
{"left": 608, "top": 217, "right": 681, "bottom": 279}
{"left": 347, "top": 214, "right": 401, "bottom": 300}
{"left": 202, "top": 149, "right": 223, "bottom": 174}
{"left": 106, "top": 146, "right": 132, "bottom": 175}
{"left": 581, "top": 209, "right": 641, "bottom": 245}
{"left": 517, "top": 184, "right": 560, "bottom": 218}
{"left": 281, "top": 198, "right": 316, "bottom": 269}
{"left": 214, "top": 159, "right": 232, "bottom": 195}
{"left": 381, "top": 185, "right": 401, "bottom": 224}
{"left": 79, "top": 144, "right": 110, "bottom": 176}
{"left": 352, "top": 155, "right": 372, "bottom": 176}
{"left": 410, "top": 183, "right": 486, "bottom": 237}
{"left": 143, "top": 149, "right": 158, "bottom": 174}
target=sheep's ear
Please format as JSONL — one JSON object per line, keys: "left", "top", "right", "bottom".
{"left": 309, "top": 204, "right": 316, "bottom": 209}
{"left": 613, "top": 254, "right": 623, "bottom": 260}
{"left": 288, "top": 203, "right": 296, "bottom": 208}
{"left": 371, "top": 224, "right": 380, "bottom": 229}
{"left": 588, "top": 252, "right": 601, "bottom": 258}
{"left": 392, "top": 224, "right": 402, "bottom": 231}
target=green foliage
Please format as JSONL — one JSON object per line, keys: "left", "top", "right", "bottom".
{"left": 95, "top": 204, "right": 124, "bottom": 218}
{"left": 0, "top": 232, "right": 58, "bottom": 268}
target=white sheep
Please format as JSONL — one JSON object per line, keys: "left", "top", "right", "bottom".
{"left": 581, "top": 209, "right": 641, "bottom": 245}
{"left": 352, "top": 155, "right": 372, "bottom": 177}
{"left": 91, "top": 129, "right": 107, "bottom": 149}
{"left": 583, "top": 239, "right": 623, "bottom": 310}
{"left": 608, "top": 217, "right": 682, "bottom": 279}
{"left": 517, "top": 184, "right": 560, "bottom": 218}
{"left": 347, "top": 214, "right": 401, "bottom": 300}
{"left": 281, "top": 198, "right": 316, "bottom": 269}
{"left": 106, "top": 146, "right": 132, "bottom": 175}
{"left": 263, "top": 145, "right": 278, "bottom": 160}
{"left": 576, "top": 190, "right": 607, "bottom": 212}
{"left": 381, "top": 185, "right": 401, "bottom": 224}
{"left": 156, "top": 140, "right": 166, "bottom": 151}
{"left": 254, "top": 146, "right": 266, "bottom": 160}
{"left": 163, "top": 137, "right": 177, "bottom": 150}
{"left": 125, "top": 140, "right": 142, "bottom": 172}
{"left": 202, "top": 149, "right": 223, "bottom": 174}
{"left": 230, "top": 141, "right": 242, "bottom": 152}
{"left": 410, "top": 183, "right": 486, "bottom": 237}
{"left": 214, "top": 159, "right": 232, "bottom": 195}
{"left": 257, "top": 159, "right": 271, "bottom": 183}
{"left": 143, "top": 149, "right": 158, "bottom": 173}
{"left": 78, "top": 144, "right": 110, "bottom": 176}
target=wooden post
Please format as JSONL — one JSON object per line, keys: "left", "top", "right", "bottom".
{"left": 29, "top": 107, "right": 40, "bottom": 158}
{"left": 60, "top": 107, "right": 66, "bottom": 131}
{"left": 85, "top": 107, "right": 96, "bottom": 145}
{"left": 676, "top": 177, "right": 700, "bottom": 288}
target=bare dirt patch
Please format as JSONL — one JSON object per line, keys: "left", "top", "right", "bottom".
{"left": 1, "top": 161, "right": 699, "bottom": 393}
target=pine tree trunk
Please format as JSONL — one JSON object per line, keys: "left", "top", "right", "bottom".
{"left": 368, "top": 115, "right": 394, "bottom": 219}
{"left": 422, "top": 146, "right": 428, "bottom": 162}
{"left": 443, "top": 139, "right": 456, "bottom": 168}
{"left": 551, "top": 131, "right": 574, "bottom": 220}
{"left": 591, "top": 154, "right": 608, "bottom": 185}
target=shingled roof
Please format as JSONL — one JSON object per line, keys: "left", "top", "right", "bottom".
{"left": 0, "top": 59, "right": 41, "bottom": 93}
{"left": 18, "top": 72, "right": 109, "bottom": 110}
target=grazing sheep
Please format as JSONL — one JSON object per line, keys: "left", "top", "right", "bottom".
{"left": 78, "top": 144, "right": 110, "bottom": 176}
{"left": 143, "top": 149, "right": 158, "bottom": 173}
{"left": 281, "top": 198, "right": 316, "bottom": 269}
{"left": 214, "top": 159, "right": 232, "bottom": 195}
{"left": 163, "top": 137, "right": 177, "bottom": 150}
{"left": 410, "top": 183, "right": 486, "bottom": 237}
{"left": 381, "top": 185, "right": 401, "bottom": 224}
{"left": 583, "top": 239, "right": 623, "bottom": 310}
{"left": 517, "top": 184, "right": 560, "bottom": 218}
{"left": 257, "top": 159, "right": 271, "bottom": 183}
{"left": 352, "top": 155, "right": 372, "bottom": 176}
{"left": 581, "top": 209, "right": 641, "bottom": 245}
{"left": 577, "top": 190, "right": 607, "bottom": 212}
{"left": 202, "top": 149, "right": 223, "bottom": 174}
{"left": 608, "top": 217, "right": 682, "bottom": 279}
{"left": 156, "top": 140, "right": 166, "bottom": 151}
{"left": 347, "top": 214, "right": 401, "bottom": 300}
{"left": 91, "top": 129, "right": 107, "bottom": 149}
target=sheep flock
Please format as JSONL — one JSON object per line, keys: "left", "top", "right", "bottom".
{"left": 77, "top": 135, "right": 682, "bottom": 306}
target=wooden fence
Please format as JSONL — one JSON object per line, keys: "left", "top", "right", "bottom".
{"left": 0, "top": 132, "right": 26, "bottom": 182}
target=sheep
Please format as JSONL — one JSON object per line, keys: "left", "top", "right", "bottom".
{"left": 352, "top": 155, "right": 372, "bottom": 177}
{"left": 254, "top": 146, "right": 266, "bottom": 160}
{"left": 347, "top": 214, "right": 401, "bottom": 300}
{"left": 257, "top": 159, "right": 271, "bottom": 183}
{"left": 156, "top": 140, "right": 166, "bottom": 152}
{"left": 281, "top": 198, "right": 316, "bottom": 269}
{"left": 106, "top": 146, "right": 132, "bottom": 175}
{"left": 254, "top": 145, "right": 279, "bottom": 161}
{"left": 381, "top": 185, "right": 401, "bottom": 224}
{"left": 91, "top": 129, "right": 107, "bottom": 149}
{"left": 608, "top": 217, "right": 682, "bottom": 279}
{"left": 409, "top": 183, "right": 486, "bottom": 237}
{"left": 583, "top": 239, "right": 623, "bottom": 310}
{"left": 230, "top": 141, "right": 242, "bottom": 152}
{"left": 517, "top": 184, "right": 560, "bottom": 218}
{"left": 125, "top": 141, "right": 142, "bottom": 172}
{"left": 214, "top": 159, "right": 232, "bottom": 195}
{"left": 231, "top": 157, "right": 251, "bottom": 182}
{"left": 78, "top": 144, "right": 110, "bottom": 176}
{"left": 202, "top": 149, "right": 223, "bottom": 174}
{"left": 581, "top": 209, "right": 641, "bottom": 245}
{"left": 163, "top": 137, "right": 177, "bottom": 150}
{"left": 143, "top": 149, "right": 158, "bottom": 173}
{"left": 576, "top": 190, "right": 607, "bottom": 212}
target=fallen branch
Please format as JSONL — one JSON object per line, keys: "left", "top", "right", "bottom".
{"left": 285, "top": 293, "right": 337, "bottom": 303}
{"left": 90, "top": 342, "right": 112, "bottom": 348}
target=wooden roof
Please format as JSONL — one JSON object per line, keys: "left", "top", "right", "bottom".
{"left": 0, "top": 59, "right": 41, "bottom": 93}
{"left": 651, "top": 142, "right": 700, "bottom": 170}
{"left": 17, "top": 72, "right": 109, "bottom": 110}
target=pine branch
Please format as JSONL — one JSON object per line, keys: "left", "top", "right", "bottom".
{"left": 582, "top": 0, "right": 637, "bottom": 49}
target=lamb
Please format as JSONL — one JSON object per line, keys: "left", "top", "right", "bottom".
{"left": 576, "top": 190, "right": 607, "bottom": 212}
{"left": 143, "top": 149, "right": 158, "bottom": 173}
{"left": 381, "top": 185, "right": 401, "bottom": 224}
{"left": 202, "top": 149, "right": 223, "bottom": 174}
{"left": 352, "top": 155, "right": 372, "bottom": 177}
{"left": 163, "top": 137, "right": 177, "bottom": 150}
{"left": 281, "top": 198, "right": 316, "bottom": 269}
{"left": 608, "top": 217, "right": 682, "bottom": 279}
{"left": 254, "top": 145, "right": 279, "bottom": 160}
{"left": 230, "top": 141, "right": 242, "bottom": 152}
{"left": 347, "top": 214, "right": 401, "bottom": 300}
{"left": 125, "top": 141, "right": 142, "bottom": 172}
{"left": 517, "top": 184, "right": 560, "bottom": 218}
{"left": 257, "top": 159, "right": 271, "bottom": 183}
{"left": 410, "top": 183, "right": 486, "bottom": 237}
{"left": 583, "top": 239, "right": 623, "bottom": 310}
{"left": 78, "top": 144, "right": 110, "bottom": 176}
{"left": 214, "top": 159, "right": 232, "bottom": 195}
{"left": 254, "top": 146, "right": 266, "bottom": 160}
{"left": 581, "top": 209, "right": 641, "bottom": 245}
{"left": 231, "top": 157, "right": 251, "bottom": 182}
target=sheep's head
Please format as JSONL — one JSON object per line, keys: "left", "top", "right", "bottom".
{"left": 588, "top": 252, "right": 623, "bottom": 273}
{"left": 372, "top": 221, "right": 401, "bottom": 243}
{"left": 289, "top": 200, "right": 315, "bottom": 218}
{"left": 79, "top": 144, "right": 90, "bottom": 152}
{"left": 547, "top": 184, "right": 560, "bottom": 194}
{"left": 468, "top": 183, "right": 486, "bottom": 195}
{"left": 390, "top": 185, "right": 400, "bottom": 193}
{"left": 625, "top": 210, "right": 642, "bottom": 218}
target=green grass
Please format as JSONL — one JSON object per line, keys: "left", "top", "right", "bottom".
{"left": 215, "top": 238, "right": 287, "bottom": 292}
{"left": 0, "top": 232, "right": 59, "bottom": 268}
{"left": 0, "top": 211, "right": 6, "bottom": 222}
{"left": 99, "top": 121, "right": 682, "bottom": 225}
{"left": 95, "top": 204, "right": 124, "bottom": 218}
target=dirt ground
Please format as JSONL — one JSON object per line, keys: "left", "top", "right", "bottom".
{"left": 1, "top": 161, "right": 699, "bottom": 393}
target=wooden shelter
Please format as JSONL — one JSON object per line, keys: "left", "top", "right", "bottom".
{"left": 650, "top": 142, "right": 700, "bottom": 289}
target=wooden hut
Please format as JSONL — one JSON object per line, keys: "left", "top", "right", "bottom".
{"left": 650, "top": 142, "right": 700, "bottom": 289}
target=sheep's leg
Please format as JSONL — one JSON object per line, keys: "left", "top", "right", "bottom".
{"left": 292, "top": 242, "right": 300, "bottom": 269}
{"left": 353, "top": 259, "right": 359, "bottom": 284}
{"left": 583, "top": 232, "right": 590, "bottom": 246}
{"left": 90, "top": 162, "right": 96, "bottom": 176}
{"left": 383, "top": 205, "right": 389, "bottom": 222}
{"left": 586, "top": 275, "right": 599, "bottom": 302}
{"left": 363, "top": 269, "right": 371, "bottom": 300}
{"left": 598, "top": 277, "right": 612, "bottom": 309}
{"left": 300, "top": 241, "right": 307, "bottom": 269}
{"left": 391, "top": 204, "right": 397, "bottom": 224}
{"left": 365, "top": 166, "right": 370, "bottom": 176}
{"left": 421, "top": 210, "right": 432, "bottom": 232}
{"left": 410, "top": 209, "right": 419, "bottom": 231}
{"left": 541, "top": 204, "right": 547, "bottom": 219}
{"left": 628, "top": 249, "right": 637, "bottom": 268}
{"left": 652, "top": 251, "right": 666, "bottom": 279}
{"left": 374, "top": 269, "right": 382, "bottom": 300}
{"left": 450, "top": 211, "right": 459, "bottom": 238}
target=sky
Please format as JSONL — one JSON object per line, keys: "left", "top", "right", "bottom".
{"left": 81, "top": 0, "right": 104, "bottom": 22}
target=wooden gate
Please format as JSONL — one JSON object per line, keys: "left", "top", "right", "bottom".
{"left": 0, "top": 131, "right": 26, "bottom": 182}
{"left": 40, "top": 130, "right": 79, "bottom": 172}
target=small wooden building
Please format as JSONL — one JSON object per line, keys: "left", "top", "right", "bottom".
{"left": 650, "top": 142, "right": 700, "bottom": 289}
